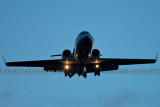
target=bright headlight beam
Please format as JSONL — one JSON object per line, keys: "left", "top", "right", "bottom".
{"left": 65, "top": 65, "right": 69, "bottom": 69}
{"left": 96, "top": 64, "right": 99, "bottom": 68}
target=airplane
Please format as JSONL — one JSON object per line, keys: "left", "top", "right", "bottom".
{"left": 5, "top": 31, "right": 158, "bottom": 78}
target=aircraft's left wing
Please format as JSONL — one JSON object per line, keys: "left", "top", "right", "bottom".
{"left": 6, "top": 59, "right": 75, "bottom": 71}
{"left": 89, "top": 56, "right": 157, "bottom": 72}
{"left": 90, "top": 58, "right": 157, "bottom": 65}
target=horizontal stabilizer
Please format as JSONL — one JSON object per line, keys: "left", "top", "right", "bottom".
{"left": 51, "top": 54, "right": 62, "bottom": 57}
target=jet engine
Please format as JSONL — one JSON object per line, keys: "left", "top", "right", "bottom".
{"left": 92, "top": 49, "right": 100, "bottom": 58}
{"left": 62, "top": 49, "right": 71, "bottom": 59}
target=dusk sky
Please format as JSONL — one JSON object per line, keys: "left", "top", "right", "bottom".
{"left": 0, "top": 0, "right": 160, "bottom": 107}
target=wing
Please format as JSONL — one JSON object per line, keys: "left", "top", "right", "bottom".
{"left": 90, "top": 58, "right": 156, "bottom": 65}
{"left": 6, "top": 59, "right": 75, "bottom": 71}
{"left": 88, "top": 57, "right": 157, "bottom": 72}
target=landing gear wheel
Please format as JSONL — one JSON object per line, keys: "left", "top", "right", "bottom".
{"left": 68, "top": 73, "right": 72, "bottom": 78}
{"left": 94, "top": 72, "right": 97, "bottom": 76}
{"left": 65, "top": 72, "right": 68, "bottom": 77}
{"left": 94, "top": 71, "right": 100, "bottom": 76}
{"left": 65, "top": 71, "right": 69, "bottom": 77}
{"left": 97, "top": 71, "right": 100, "bottom": 76}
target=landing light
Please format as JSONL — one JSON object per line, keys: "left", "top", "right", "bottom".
{"left": 96, "top": 64, "right": 99, "bottom": 68}
{"left": 65, "top": 65, "right": 69, "bottom": 69}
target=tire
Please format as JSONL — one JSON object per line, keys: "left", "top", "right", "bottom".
{"left": 98, "top": 71, "right": 100, "bottom": 76}
{"left": 94, "top": 72, "right": 97, "bottom": 76}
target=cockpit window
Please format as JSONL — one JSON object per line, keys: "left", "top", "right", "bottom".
{"left": 78, "top": 31, "right": 90, "bottom": 36}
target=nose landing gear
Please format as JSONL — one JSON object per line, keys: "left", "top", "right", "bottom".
{"left": 82, "top": 72, "right": 87, "bottom": 78}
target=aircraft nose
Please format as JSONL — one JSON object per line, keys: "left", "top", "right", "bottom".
{"left": 84, "top": 36, "right": 90, "bottom": 39}
{"left": 84, "top": 36, "right": 92, "bottom": 47}
{"left": 83, "top": 35, "right": 90, "bottom": 41}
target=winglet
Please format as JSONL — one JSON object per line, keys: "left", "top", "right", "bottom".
{"left": 156, "top": 52, "right": 158, "bottom": 61}
{"left": 2, "top": 55, "right": 6, "bottom": 66}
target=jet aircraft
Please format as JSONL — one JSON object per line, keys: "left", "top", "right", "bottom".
{"left": 5, "top": 31, "right": 157, "bottom": 78}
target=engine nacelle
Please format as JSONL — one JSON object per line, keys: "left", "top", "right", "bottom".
{"left": 62, "top": 49, "right": 71, "bottom": 59}
{"left": 92, "top": 49, "right": 100, "bottom": 58}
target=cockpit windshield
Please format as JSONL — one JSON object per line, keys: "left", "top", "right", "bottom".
{"left": 78, "top": 31, "right": 90, "bottom": 36}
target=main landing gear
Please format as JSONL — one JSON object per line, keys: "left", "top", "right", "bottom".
{"left": 64, "top": 65, "right": 72, "bottom": 78}
{"left": 65, "top": 72, "right": 68, "bottom": 77}
{"left": 94, "top": 71, "right": 100, "bottom": 76}
{"left": 65, "top": 71, "right": 74, "bottom": 78}
{"left": 94, "top": 64, "right": 100, "bottom": 76}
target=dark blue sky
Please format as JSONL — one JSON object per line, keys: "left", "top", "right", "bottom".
{"left": 0, "top": 0, "right": 160, "bottom": 107}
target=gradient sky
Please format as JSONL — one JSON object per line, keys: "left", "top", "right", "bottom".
{"left": 0, "top": 0, "right": 160, "bottom": 107}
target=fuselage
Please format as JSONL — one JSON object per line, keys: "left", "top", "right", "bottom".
{"left": 74, "top": 31, "right": 94, "bottom": 67}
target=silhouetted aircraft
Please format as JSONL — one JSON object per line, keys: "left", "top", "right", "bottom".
{"left": 5, "top": 31, "right": 157, "bottom": 78}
